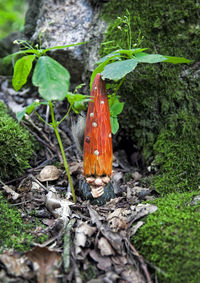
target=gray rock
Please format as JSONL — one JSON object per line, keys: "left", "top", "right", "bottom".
{"left": 24, "top": 0, "right": 108, "bottom": 85}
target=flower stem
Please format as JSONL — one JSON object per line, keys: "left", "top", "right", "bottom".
{"left": 49, "top": 101, "right": 76, "bottom": 203}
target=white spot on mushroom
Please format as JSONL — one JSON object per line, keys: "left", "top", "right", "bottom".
{"left": 94, "top": 86, "right": 97, "bottom": 90}
{"left": 94, "top": 150, "right": 99, "bottom": 156}
{"left": 90, "top": 112, "right": 94, "bottom": 117}
{"left": 92, "top": 122, "right": 97, "bottom": 127}
{"left": 109, "top": 133, "right": 112, "bottom": 138}
{"left": 100, "top": 100, "right": 104, "bottom": 104}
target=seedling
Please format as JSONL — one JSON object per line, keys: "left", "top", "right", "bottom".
{"left": 9, "top": 40, "right": 90, "bottom": 203}
{"left": 90, "top": 11, "right": 192, "bottom": 134}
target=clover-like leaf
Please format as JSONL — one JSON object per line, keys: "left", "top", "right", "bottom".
{"left": 135, "top": 53, "right": 167, "bottom": 63}
{"left": 32, "top": 56, "right": 70, "bottom": 101}
{"left": 110, "top": 116, "right": 119, "bottom": 134}
{"left": 110, "top": 101, "right": 124, "bottom": 116}
{"left": 66, "top": 92, "right": 91, "bottom": 113}
{"left": 163, "top": 56, "right": 192, "bottom": 64}
{"left": 12, "top": 55, "right": 36, "bottom": 91}
{"left": 101, "top": 59, "right": 138, "bottom": 81}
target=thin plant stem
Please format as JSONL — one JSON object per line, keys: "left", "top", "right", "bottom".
{"left": 49, "top": 101, "right": 76, "bottom": 203}
{"left": 113, "top": 77, "right": 125, "bottom": 100}
{"left": 34, "top": 111, "right": 51, "bottom": 127}
{"left": 57, "top": 104, "right": 72, "bottom": 126}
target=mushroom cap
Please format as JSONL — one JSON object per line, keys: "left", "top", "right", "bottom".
{"left": 37, "top": 165, "right": 60, "bottom": 182}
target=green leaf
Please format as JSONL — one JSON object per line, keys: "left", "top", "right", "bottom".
{"left": 131, "top": 48, "right": 148, "bottom": 54}
{"left": 16, "top": 100, "right": 48, "bottom": 122}
{"left": 12, "top": 55, "right": 35, "bottom": 91}
{"left": 44, "top": 41, "right": 88, "bottom": 52}
{"left": 162, "top": 56, "right": 192, "bottom": 64}
{"left": 32, "top": 56, "right": 70, "bottom": 101}
{"left": 110, "top": 116, "right": 119, "bottom": 134}
{"left": 110, "top": 101, "right": 124, "bottom": 116}
{"left": 66, "top": 92, "right": 91, "bottom": 113}
{"left": 90, "top": 58, "right": 113, "bottom": 91}
{"left": 101, "top": 59, "right": 138, "bottom": 81}
{"left": 97, "top": 53, "right": 121, "bottom": 65}
{"left": 135, "top": 53, "right": 167, "bottom": 63}
{"left": 113, "top": 48, "right": 148, "bottom": 56}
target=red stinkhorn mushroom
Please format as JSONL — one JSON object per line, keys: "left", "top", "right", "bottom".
{"left": 81, "top": 73, "right": 114, "bottom": 203}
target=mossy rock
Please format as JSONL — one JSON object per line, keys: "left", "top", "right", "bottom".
{"left": 132, "top": 191, "right": 200, "bottom": 283}
{"left": 0, "top": 100, "right": 36, "bottom": 181}
{"left": 151, "top": 111, "right": 200, "bottom": 194}
{"left": 100, "top": 0, "right": 200, "bottom": 193}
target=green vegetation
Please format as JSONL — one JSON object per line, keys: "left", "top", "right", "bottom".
{"left": 132, "top": 191, "right": 200, "bottom": 283}
{"left": 9, "top": 40, "right": 89, "bottom": 203}
{"left": 0, "top": 191, "right": 34, "bottom": 251}
{"left": 0, "top": 0, "right": 27, "bottom": 39}
{"left": 91, "top": 10, "right": 190, "bottom": 134}
{"left": 0, "top": 100, "right": 36, "bottom": 181}
{"left": 152, "top": 111, "right": 200, "bottom": 194}
{"left": 100, "top": 0, "right": 200, "bottom": 192}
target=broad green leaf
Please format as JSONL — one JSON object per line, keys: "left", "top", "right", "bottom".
{"left": 32, "top": 56, "right": 70, "bottom": 101}
{"left": 12, "top": 55, "right": 36, "bottom": 91}
{"left": 110, "top": 116, "right": 119, "bottom": 134}
{"left": 163, "top": 56, "right": 192, "bottom": 64}
{"left": 101, "top": 59, "right": 138, "bottom": 81}
{"left": 16, "top": 100, "right": 48, "bottom": 122}
{"left": 110, "top": 101, "right": 124, "bottom": 116}
{"left": 135, "top": 53, "right": 167, "bottom": 63}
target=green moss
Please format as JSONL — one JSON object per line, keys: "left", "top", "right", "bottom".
{"left": 132, "top": 191, "right": 200, "bottom": 283}
{"left": 100, "top": 0, "right": 200, "bottom": 192}
{"left": 0, "top": 191, "right": 34, "bottom": 251}
{"left": 151, "top": 111, "right": 200, "bottom": 194}
{"left": 0, "top": 100, "right": 36, "bottom": 181}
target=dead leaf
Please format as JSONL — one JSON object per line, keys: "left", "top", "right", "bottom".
{"left": 69, "top": 161, "right": 83, "bottom": 174}
{"left": 88, "top": 206, "right": 124, "bottom": 254}
{"left": 98, "top": 237, "right": 115, "bottom": 256}
{"left": 89, "top": 250, "right": 112, "bottom": 271}
{"left": 26, "top": 246, "right": 61, "bottom": 283}
{"left": 130, "top": 203, "right": 158, "bottom": 222}
{"left": 132, "top": 172, "right": 142, "bottom": 181}
{"left": 0, "top": 252, "right": 33, "bottom": 279}
{"left": 129, "top": 221, "right": 144, "bottom": 237}
{"left": 45, "top": 187, "right": 73, "bottom": 225}
{"left": 37, "top": 165, "right": 60, "bottom": 182}
{"left": 111, "top": 255, "right": 128, "bottom": 265}
{"left": 107, "top": 208, "right": 130, "bottom": 232}
{"left": 2, "top": 185, "right": 20, "bottom": 200}
{"left": 75, "top": 220, "right": 96, "bottom": 256}
{"left": 121, "top": 265, "right": 146, "bottom": 283}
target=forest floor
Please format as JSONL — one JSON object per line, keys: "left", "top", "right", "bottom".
{"left": 0, "top": 77, "right": 158, "bottom": 283}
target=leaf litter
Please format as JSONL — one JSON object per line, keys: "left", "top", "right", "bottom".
{"left": 0, "top": 157, "right": 157, "bottom": 282}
